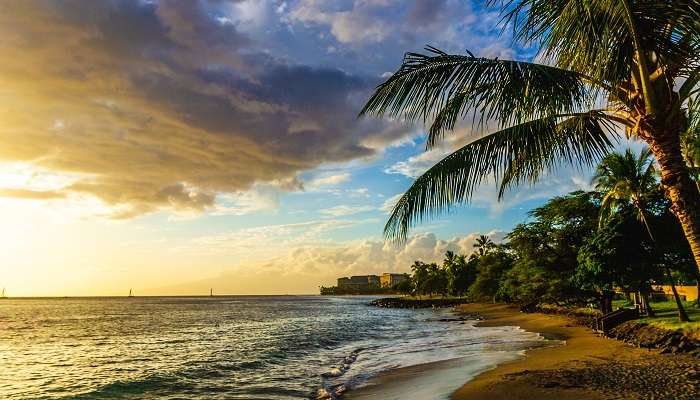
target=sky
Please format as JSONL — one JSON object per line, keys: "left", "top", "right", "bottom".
{"left": 0, "top": 0, "right": 608, "bottom": 296}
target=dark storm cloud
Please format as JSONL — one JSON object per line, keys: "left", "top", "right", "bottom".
{"left": 0, "top": 0, "right": 406, "bottom": 217}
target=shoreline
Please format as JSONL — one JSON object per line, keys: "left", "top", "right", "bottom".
{"left": 451, "top": 303, "right": 618, "bottom": 400}
{"left": 454, "top": 303, "right": 699, "bottom": 400}
{"left": 349, "top": 302, "right": 699, "bottom": 400}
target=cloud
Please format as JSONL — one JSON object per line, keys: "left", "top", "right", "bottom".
{"left": 306, "top": 172, "right": 351, "bottom": 189}
{"left": 288, "top": 0, "right": 493, "bottom": 49}
{"left": 185, "top": 218, "right": 379, "bottom": 258}
{"left": 153, "top": 230, "right": 506, "bottom": 294}
{"left": 380, "top": 193, "right": 403, "bottom": 213}
{"left": 319, "top": 204, "right": 375, "bottom": 216}
{"left": 0, "top": 1, "right": 411, "bottom": 218}
{"left": 383, "top": 125, "right": 597, "bottom": 215}
{"left": 0, "top": 188, "right": 66, "bottom": 200}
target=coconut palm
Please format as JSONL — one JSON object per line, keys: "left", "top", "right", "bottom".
{"left": 594, "top": 148, "right": 690, "bottom": 321}
{"left": 594, "top": 148, "right": 658, "bottom": 235}
{"left": 360, "top": 0, "right": 700, "bottom": 277}
{"left": 682, "top": 98, "right": 700, "bottom": 187}
{"left": 473, "top": 235, "right": 496, "bottom": 257}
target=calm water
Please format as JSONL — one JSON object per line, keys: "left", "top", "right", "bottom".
{"left": 0, "top": 296, "right": 546, "bottom": 399}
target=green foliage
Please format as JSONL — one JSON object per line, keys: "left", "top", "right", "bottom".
{"left": 501, "top": 191, "right": 600, "bottom": 304}
{"left": 593, "top": 147, "right": 658, "bottom": 232}
{"left": 576, "top": 211, "right": 658, "bottom": 298}
{"left": 360, "top": 1, "right": 700, "bottom": 244}
{"left": 388, "top": 148, "right": 697, "bottom": 322}
{"left": 467, "top": 246, "right": 514, "bottom": 302}
{"left": 411, "top": 261, "right": 449, "bottom": 297}
{"left": 392, "top": 278, "right": 414, "bottom": 296}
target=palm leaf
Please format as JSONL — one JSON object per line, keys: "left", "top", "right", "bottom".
{"left": 494, "top": 0, "right": 700, "bottom": 87}
{"left": 385, "top": 113, "right": 618, "bottom": 241}
{"left": 359, "top": 47, "right": 597, "bottom": 149}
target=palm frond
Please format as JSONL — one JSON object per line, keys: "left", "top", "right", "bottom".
{"left": 493, "top": 0, "right": 700, "bottom": 87}
{"left": 593, "top": 146, "right": 659, "bottom": 228}
{"left": 384, "top": 113, "right": 618, "bottom": 241}
{"left": 359, "top": 48, "right": 597, "bottom": 149}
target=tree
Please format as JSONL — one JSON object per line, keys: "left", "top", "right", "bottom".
{"left": 411, "top": 261, "right": 432, "bottom": 297}
{"left": 473, "top": 235, "right": 496, "bottom": 258}
{"left": 577, "top": 211, "right": 659, "bottom": 314}
{"left": 443, "top": 251, "right": 475, "bottom": 296}
{"left": 392, "top": 278, "right": 414, "bottom": 297}
{"left": 503, "top": 191, "right": 600, "bottom": 306}
{"left": 360, "top": 0, "right": 700, "bottom": 278}
{"left": 467, "top": 245, "right": 514, "bottom": 302}
{"left": 682, "top": 98, "right": 700, "bottom": 188}
{"left": 594, "top": 148, "right": 689, "bottom": 321}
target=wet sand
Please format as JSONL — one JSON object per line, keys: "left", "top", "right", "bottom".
{"left": 454, "top": 303, "right": 699, "bottom": 400}
{"left": 349, "top": 303, "right": 700, "bottom": 400}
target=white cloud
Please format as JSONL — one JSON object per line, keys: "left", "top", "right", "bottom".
{"left": 152, "top": 230, "right": 506, "bottom": 294}
{"left": 184, "top": 218, "right": 378, "bottom": 258}
{"left": 319, "top": 204, "right": 374, "bottom": 216}
{"left": 290, "top": 0, "right": 394, "bottom": 45}
{"left": 384, "top": 147, "right": 448, "bottom": 177}
{"left": 346, "top": 187, "right": 370, "bottom": 197}
{"left": 380, "top": 193, "right": 403, "bottom": 213}
{"left": 306, "top": 172, "right": 351, "bottom": 189}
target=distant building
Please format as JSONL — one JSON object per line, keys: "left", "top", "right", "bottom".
{"left": 652, "top": 284, "right": 699, "bottom": 301}
{"left": 380, "top": 273, "right": 409, "bottom": 288}
{"left": 337, "top": 275, "right": 381, "bottom": 290}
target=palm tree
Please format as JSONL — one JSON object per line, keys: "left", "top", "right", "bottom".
{"left": 594, "top": 148, "right": 690, "bottom": 321}
{"left": 682, "top": 98, "right": 700, "bottom": 188}
{"left": 473, "top": 235, "right": 496, "bottom": 257}
{"left": 681, "top": 100, "right": 700, "bottom": 307}
{"left": 594, "top": 148, "right": 658, "bottom": 235}
{"left": 360, "top": 0, "right": 700, "bottom": 278}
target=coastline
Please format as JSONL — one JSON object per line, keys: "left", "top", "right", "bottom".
{"left": 349, "top": 302, "right": 700, "bottom": 400}
{"left": 451, "top": 303, "right": 619, "bottom": 400}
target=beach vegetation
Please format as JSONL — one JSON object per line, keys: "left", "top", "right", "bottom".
{"left": 400, "top": 149, "right": 698, "bottom": 324}
{"left": 360, "top": 0, "right": 700, "bottom": 287}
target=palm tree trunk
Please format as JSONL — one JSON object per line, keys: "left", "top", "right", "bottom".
{"left": 641, "top": 288, "right": 655, "bottom": 317}
{"left": 636, "top": 210, "right": 690, "bottom": 321}
{"left": 645, "top": 129, "right": 700, "bottom": 277}
{"left": 664, "top": 268, "right": 691, "bottom": 322}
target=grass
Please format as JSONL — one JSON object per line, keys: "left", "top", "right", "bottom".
{"left": 613, "top": 298, "right": 700, "bottom": 336}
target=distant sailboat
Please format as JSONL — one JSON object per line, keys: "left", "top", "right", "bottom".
{"left": 128, "top": 288, "right": 133, "bottom": 298}
{"left": 210, "top": 288, "right": 213, "bottom": 297}
{"left": 1, "top": 288, "right": 6, "bottom": 299}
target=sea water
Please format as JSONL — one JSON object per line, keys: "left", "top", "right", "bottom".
{"left": 0, "top": 296, "right": 547, "bottom": 399}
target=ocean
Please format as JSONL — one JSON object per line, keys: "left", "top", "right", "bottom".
{"left": 0, "top": 296, "right": 548, "bottom": 399}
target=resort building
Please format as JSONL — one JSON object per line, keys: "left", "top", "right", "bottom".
{"left": 380, "top": 273, "right": 409, "bottom": 288}
{"left": 337, "top": 275, "right": 381, "bottom": 290}
{"left": 652, "top": 284, "right": 699, "bottom": 302}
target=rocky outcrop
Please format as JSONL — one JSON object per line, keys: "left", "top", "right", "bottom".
{"left": 607, "top": 321, "right": 700, "bottom": 356}
{"left": 530, "top": 304, "right": 601, "bottom": 329}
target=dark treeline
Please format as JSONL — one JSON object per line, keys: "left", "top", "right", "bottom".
{"left": 319, "top": 286, "right": 397, "bottom": 296}
{"left": 398, "top": 149, "right": 699, "bottom": 322}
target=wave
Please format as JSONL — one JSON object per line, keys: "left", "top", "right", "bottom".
{"left": 316, "top": 348, "right": 361, "bottom": 399}
{"left": 69, "top": 372, "right": 183, "bottom": 399}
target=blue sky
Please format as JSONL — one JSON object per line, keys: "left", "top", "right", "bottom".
{"left": 0, "top": 0, "right": 621, "bottom": 295}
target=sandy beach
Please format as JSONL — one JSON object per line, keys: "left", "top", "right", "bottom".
{"left": 348, "top": 303, "right": 699, "bottom": 400}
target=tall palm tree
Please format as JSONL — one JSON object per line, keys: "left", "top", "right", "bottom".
{"left": 360, "top": 0, "right": 700, "bottom": 278}
{"left": 681, "top": 99, "right": 700, "bottom": 307}
{"left": 682, "top": 98, "right": 700, "bottom": 187}
{"left": 594, "top": 148, "right": 658, "bottom": 236}
{"left": 473, "top": 235, "right": 496, "bottom": 257}
{"left": 594, "top": 148, "right": 690, "bottom": 321}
